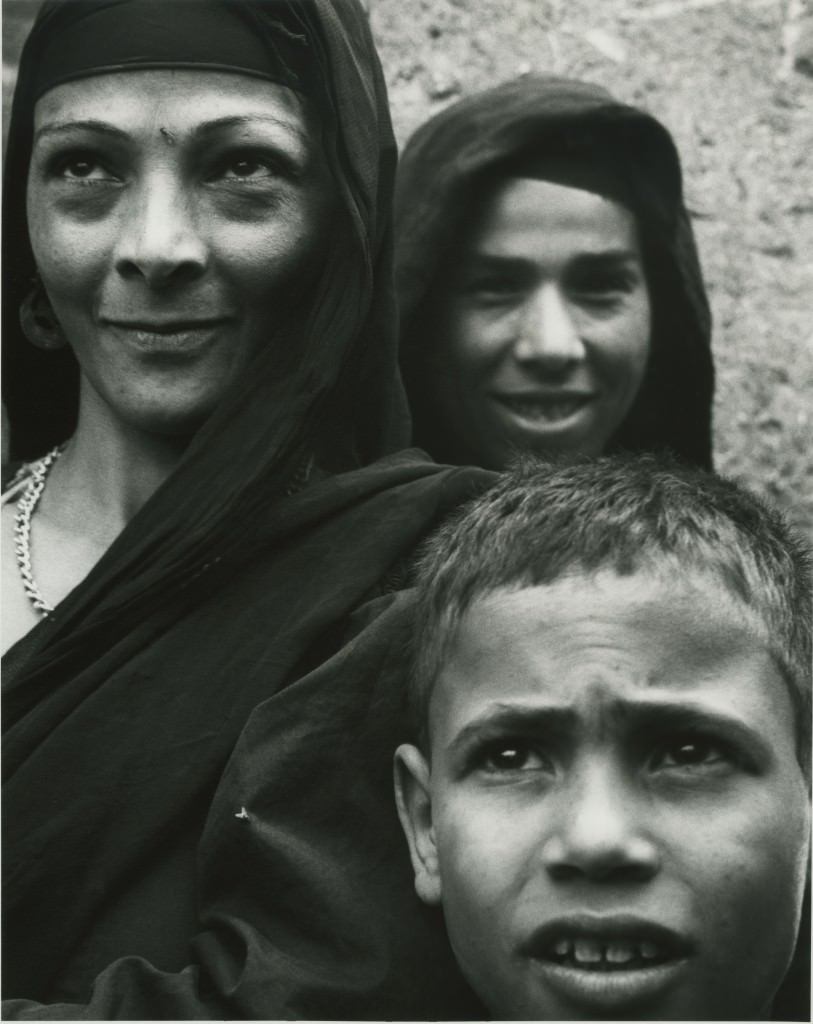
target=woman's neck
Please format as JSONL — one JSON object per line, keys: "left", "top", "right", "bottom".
{"left": 41, "top": 390, "right": 190, "bottom": 546}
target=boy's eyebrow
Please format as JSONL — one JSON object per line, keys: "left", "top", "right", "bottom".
{"left": 447, "top": 704, "right": 578, "bottom": 755}
{"left": 447, "top": 699, "right": 774, "bottom": 760}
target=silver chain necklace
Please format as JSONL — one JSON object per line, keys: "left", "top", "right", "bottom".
{"left": 12, "top": 447, "right": 313, "bottom": 619}
{"left": 13, "top": 445, "right": 64, "bottom": 617}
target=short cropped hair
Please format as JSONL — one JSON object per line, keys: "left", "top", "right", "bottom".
{"left": 409, "top": 455, "right": 812, "bottom": 773}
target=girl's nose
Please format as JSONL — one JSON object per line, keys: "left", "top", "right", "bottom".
{"left": 541, "top": 762, "right": 660, "bottom": 883}
{"left": 114, "top": 173, "right": 207, "bottom": 288}
{"left": 513, "top": 284, "right": 585, "bottom": 370}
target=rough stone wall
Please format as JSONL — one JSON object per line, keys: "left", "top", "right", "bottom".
{"left": 4, "top": 0, "right": 812, "bottom": 532}
{"left": 372, "top": 0, "right": 813, "bottom": 535}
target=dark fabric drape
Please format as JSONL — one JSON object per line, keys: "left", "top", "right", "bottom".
{"left": 394, "top": 75, "right": 715, "bottom": 470}
{"left": 2, "top": 0, "right": 493, "bottom": 1017}
{"left": 3, "top": 455, "right": 491, "bottom": 1019}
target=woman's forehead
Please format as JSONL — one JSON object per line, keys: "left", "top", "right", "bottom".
{"left": 33, "top": 69, "right": 314, "bottom": 141}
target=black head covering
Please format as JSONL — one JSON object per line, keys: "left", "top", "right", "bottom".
{"left": 3, "top": 0, "right": 408, "bottom": 467}
{"left": 2, "top": 0, "right": 412, "bottom": 603}
{"left": 395, "top": 75, "right": 714, "bottom": 469}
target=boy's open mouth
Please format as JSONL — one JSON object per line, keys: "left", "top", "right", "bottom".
{"left": 544, "top": 936, "right": 672, "bottom": 971}
{"left": 524, "top": 917, "right": 691, "bottom": 973}
{"left": 521, "top": 918, "right": 692, "bottom": 1010}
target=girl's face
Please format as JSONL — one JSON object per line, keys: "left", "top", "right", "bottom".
{"left": 422, "top": 177, "right": 651, "bottom": 470}
{"left": 27, "top": 69, "right": 334, "bottom": 437}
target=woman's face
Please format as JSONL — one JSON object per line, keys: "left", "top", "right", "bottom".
{"left": 27, "top": 70, "right": 334, "bottom": 436}
{"left": 422, "top": 177, "right": 651, "bottom": 470}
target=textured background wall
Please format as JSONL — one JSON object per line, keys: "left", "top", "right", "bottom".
{"left": 4, "top": 0, "right": 812, "bottom": 532}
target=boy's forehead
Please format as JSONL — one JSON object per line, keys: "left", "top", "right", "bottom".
{"left": 433, "top": 569, "right": 785, "bottom": 728}
{"left": 456, "top": 567, "right": 767, "bottom": 656}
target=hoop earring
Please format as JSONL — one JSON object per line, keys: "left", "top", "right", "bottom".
{"left": 19, "top": 276, "right": 66, "bottom": 351}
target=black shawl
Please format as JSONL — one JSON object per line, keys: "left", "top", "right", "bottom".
{"left": 2, "top": 1, "right": 491, "bottom": 1017}
{"left": 395, "top": 75, "right": 715, "bottom": 470}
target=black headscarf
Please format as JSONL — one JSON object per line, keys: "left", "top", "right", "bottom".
{"left": 2, "top": 2, "right": 492, "bottom": 1016}
{"left": 395, "top": 75, "right": 714, "bottom": 469}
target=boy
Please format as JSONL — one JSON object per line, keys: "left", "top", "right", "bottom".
{"left": 394, "top": 456, "right": 811, "bottom": 1020}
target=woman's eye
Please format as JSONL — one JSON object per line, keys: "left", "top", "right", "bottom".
{"left": 53, "top": 155, "right": 114, "bottom": 182}
{"left": 213, "top": 155, "right": 278, "bottom": 183}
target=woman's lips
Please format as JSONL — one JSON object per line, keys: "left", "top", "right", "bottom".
{"left": 103, "top": 318, "right": 232, "bottom": 355}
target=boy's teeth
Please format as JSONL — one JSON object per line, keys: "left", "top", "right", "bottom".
{"left": 549, "top": 937, "right": 667, "bottom": 969}
{"left": 573, "top": 939, "right": 603, "bottom": 963}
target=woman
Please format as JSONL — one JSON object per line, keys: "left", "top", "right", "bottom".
{"left": 2, "top": 1, "right": 489, "bottom": 1017}
{"left": 395, "top": 76, "right": 715, "bottom": 471}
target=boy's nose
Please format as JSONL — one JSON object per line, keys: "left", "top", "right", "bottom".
{"left": 114, "top": 173, "right": 207, "bottom": 289}
{"left": 541, "top": 763, "right": 660, "bottom": 883}
{"left": 512, "top": 284, "right": 585, "bottom": 370}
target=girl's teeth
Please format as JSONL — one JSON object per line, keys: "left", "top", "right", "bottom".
{"left": 605, "top": 942, "right": 636, "bottom": 964}
{"left": 554, "top": 939, "right": 571, "bottom": 957}
{"left": 573, "top": 939, "right": 603, "bottom": 963}
{"left": 503, "top": 397, "right": 585, "bottom": 421}
{"left": 640, "top": 940, "right": 659, "bottom": 959}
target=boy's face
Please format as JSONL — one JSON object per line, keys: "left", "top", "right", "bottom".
{"left": 395, "top": 571, "right": 810, "bottom": 1020}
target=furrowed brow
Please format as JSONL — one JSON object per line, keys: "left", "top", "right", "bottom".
{"left": 447, "top": 704, "right": 578, "bottom": 756}
{"left": 613, "top": 699, "right": 771, "bottom": 757}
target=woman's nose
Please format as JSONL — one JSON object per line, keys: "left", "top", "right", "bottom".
{"left": 114, "top": 174, "right": 207, "bottom": 288}
{"left": 513, "top": 284, "right": 585, "bottom": 369}
{"left": 541, "top": 764, "right": 660, "bottom": 883}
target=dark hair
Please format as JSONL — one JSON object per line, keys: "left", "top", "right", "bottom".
{"left": 409, "top": 454, "right": 812, "bottom": 773}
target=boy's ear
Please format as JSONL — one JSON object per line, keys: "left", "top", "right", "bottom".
{"left": 394, "top": 743, "right": 442, "bottom": 906}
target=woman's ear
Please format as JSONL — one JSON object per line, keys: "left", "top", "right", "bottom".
{"left": 394, "top": 743, "right": 442, "bottom": 905}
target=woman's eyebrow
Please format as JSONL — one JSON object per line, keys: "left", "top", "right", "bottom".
{"left": 33, "top": 120, "right": 130, "bottom": 144}
{"left": 192, "top": 114, "right": 310, "bottom": 146}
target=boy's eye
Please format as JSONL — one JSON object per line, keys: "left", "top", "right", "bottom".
{"left": 651, "top": 736, "right": 732, "bottom": 773}
{"left": 477, "top": 739, "right": 553, "bottom": 774}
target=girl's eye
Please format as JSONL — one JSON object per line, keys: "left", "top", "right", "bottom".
{"left": 568, "top": 270, "right": 640, "bottom": 308}
{"left": 461, "top": 278, "right": 525, "bottom": 308}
